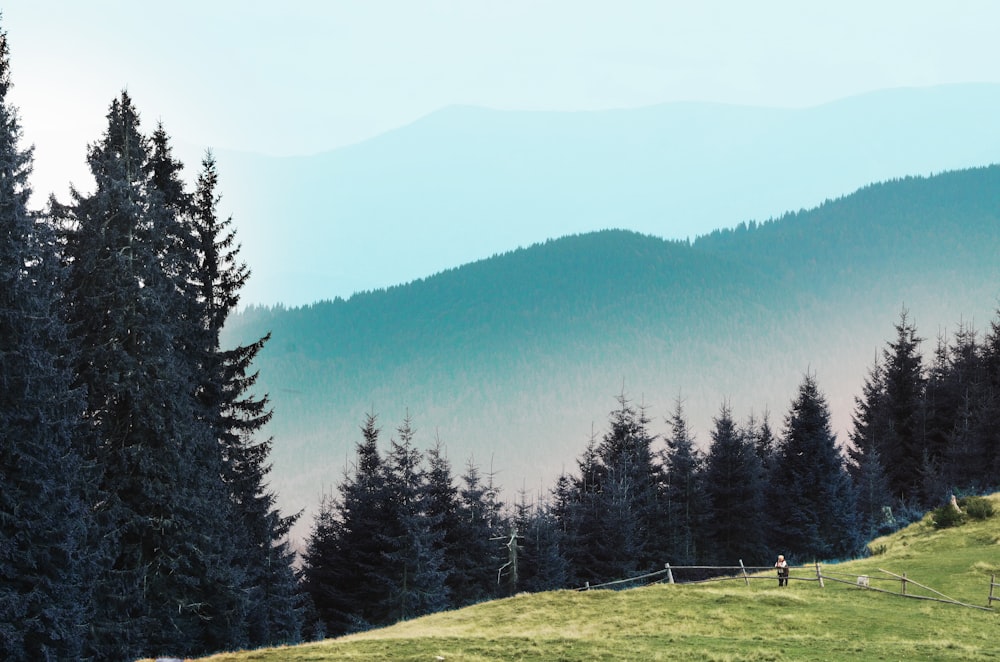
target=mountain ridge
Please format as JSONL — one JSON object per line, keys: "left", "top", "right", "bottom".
{"left": 208, "top": 83, "right": 1000, "bottom": 306}
{"left": 222, "top": 164, "right": 1000, "bottom": 545}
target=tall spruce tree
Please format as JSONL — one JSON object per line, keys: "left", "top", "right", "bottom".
{"left": 880, "top": 311, "right": 927, "bottom": 503}
{"left": 512, "top": 494, "right": 567, "bottom": 592}
{"left": 848, "top": 357, "right": 895, "bottom": 531}
{"left": 146, "top": 123, "right": 251, "bottom": 656}
{"left": 378, "top": 416, "right": 449, "bottom": 623}
{"left": 978, "top": 310, "right": 1000, "bottom": 483}
{"left": 662, "top": 397, "right": 707, "bottom": 566}
{"left": 454, "top": 459, "right": 504, "bottom": 602}
{"left": 303, "top": 413, "right": 389, "bottom": 635}
{"left": 770, "top": 374, "right": 859, "bottom": 562}
{"left": 941, "top": 322, "right": 989, "bottom": 492}
{"left": 189, "top": 152, "right": 302, "bottom": 646}
{"left": 702, "top": 403, "right": 767, "bottom": 565}
{"left": 0, "top": 22, "right": 90, "bottom": 660}
{"left": 58, "top": 93, "right": 244, "bottom": 658}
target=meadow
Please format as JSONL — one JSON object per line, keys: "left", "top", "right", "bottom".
{"left": 180, "top": 494, "right": 1000, "bottom": 661}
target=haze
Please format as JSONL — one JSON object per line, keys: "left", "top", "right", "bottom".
{"left": 5, "top": 1, "right": 1000, "bottom": 301}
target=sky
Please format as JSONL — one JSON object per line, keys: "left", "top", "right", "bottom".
{"left": 5, "top": 1, "right": 1000, "bottom": 208}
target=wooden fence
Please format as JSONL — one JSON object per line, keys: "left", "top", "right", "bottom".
{"left": 576, "top": 562, "right": 996, "bottom": 611}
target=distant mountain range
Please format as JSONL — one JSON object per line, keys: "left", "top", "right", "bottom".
{"left": 221, "top": 165, "right": 1000, "bottom": 545}
{"left": 208, "top": 83, "right": 1000, "bottom": 306}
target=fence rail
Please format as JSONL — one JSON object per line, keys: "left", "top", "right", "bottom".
{"left": 575, "top": 562, "right": 995, "bottom": 611}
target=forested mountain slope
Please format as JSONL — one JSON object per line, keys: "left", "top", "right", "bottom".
{"left": 222, "top": 165, "right": 1000, "bottom": 544}
{"left": 214, "top": 83, "right": 1000, "bottom": 305}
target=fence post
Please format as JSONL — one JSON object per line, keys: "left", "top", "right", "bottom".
{"left": 901, "top": 572, "right": 907, "bottom": 596}
{"left": 584, "top": 581, "right": 590, "bottom": 591}
{"left": 739, "top": 559, "right": 749, "bottom": 586}
{"left": 815, "top": 562, "right": 824, "bottom": 588}
{"left": 991, "top": 574, "right": 996, "bottom": 607}
{"left": 665, "top": 563, "right": 674, "bottom": 584}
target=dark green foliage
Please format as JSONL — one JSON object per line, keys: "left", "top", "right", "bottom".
{"left": 0, "top": 23, "right": 90, "bottom": 660}
{"left": 378, "top": 416, "right": 449, "bottom": 622}
{"left": 303, "top": 414, "right": 388, "bottom": 635}
{"left": 851, "top": 309, "right": 1000, "bottom": 518}
{"left": 554, "top": 394, "right": 667, "bottom": 587}
{"left": 769, "top": 374, "right": 860, "bottom": 561}
{"left": 931, "top": 504, "right": 965, "bottom": 529}
{"left": 190, "top": 153, "right": 303, "bottom": 647}
{"left": 513, "top": 496, "right": 568, "bottom": 593}
{"left": 303, "top": 414, "right": 507, "bottom": 634}
{"left": 661, "top": 398, "right": 708, "bottom": 566}
{"left": 702, "top": 404, "right": 767, "bottom": 565}
{"left": 57, "top": 93, "right": 255, "bottom": 659}
{"left": 957, "top": 496, "right": 994, "bottom": 520}
{"left": 452, "top": 460, "right": 504, "bottom": 603}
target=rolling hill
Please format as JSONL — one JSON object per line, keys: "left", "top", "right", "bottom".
{"left": 169, "top": 494, "right": 1000, "bottom": 661}
{"left": 221, "top": 165, "right": 1000, "bottom": 547}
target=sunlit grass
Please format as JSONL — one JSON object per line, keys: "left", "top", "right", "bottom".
{"left": 158, "top": 494, "right": 1000, "bottom": 661}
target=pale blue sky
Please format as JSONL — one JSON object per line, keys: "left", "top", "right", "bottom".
{"left": 4, "top": 1, "right": 1000, "bottom": 203}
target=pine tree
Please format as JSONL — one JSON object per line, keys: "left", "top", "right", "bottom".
{"left": 880, "top": 311, "right": 927, "bottom": 503}
{"left": 422, "top": 439, "right": 462, "bottom": 609}
{"left": 702, "top": 403, "right": 767, "bottom": 565}
{"left": 378, "top": 416, "right": 449, "bottom": 623}
{"left": 513, "top": 494, "right": 567, "bottom": 592}
{"left": 0, "top": 22, "right": 90, "bottom": 660}
{"left": 770, "top": 373, "right": 859, "bottom": 562}
{"left": 449, "top": 459, "right": 503, "bottom": 604}
{"left": 743, "top": 409, "right": 773, "bottom": 464}
{"left": 189, "top": 152, "right": 302, "bottom": 646}
{"left": 58, "top": 93, "right": 245, "bottom": 658}
{"left": 662, "top": 397, "right": 707, "bottom": 567}
{"left": 848, "top": 357, "right": 895, "bottom": 531}
{"left": 303, "top": 413, "right": 388, "bottom": 635}
{"left": 145, "top": 123, "right": 252, "bottom": 656}
{"left": 978, "top": 310, "right": 1000, "bottom": 483}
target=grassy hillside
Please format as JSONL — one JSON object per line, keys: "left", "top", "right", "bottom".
{"left": 178, "top": 494, "right": 1000, "bottom": 661}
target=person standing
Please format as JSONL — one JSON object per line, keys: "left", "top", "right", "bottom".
{"left": 775, "top": 555, "right": 789, "bottom": 586}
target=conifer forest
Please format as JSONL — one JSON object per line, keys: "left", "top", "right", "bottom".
{"left": 2, "top": 18, "right": 1000, "bottom": 661}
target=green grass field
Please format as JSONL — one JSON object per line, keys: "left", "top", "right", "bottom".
{"left": 171, "top": 494, "right": 1000, "bottom": 661}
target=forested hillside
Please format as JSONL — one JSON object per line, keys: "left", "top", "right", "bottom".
{"left": 213, "top": 83, "right": 1000, "bottom": 305}
{"left": 222, "top": 165, "right": 1000, "bottom": 546}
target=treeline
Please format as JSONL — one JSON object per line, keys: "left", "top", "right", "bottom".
{"left": 5, "top": 13, "right": 1000, "bottom": 658}
{"left": 0, "top": 23, "right": 301, "bottom": 661}
{"left": 302, "top": 306, "right": 1000, "bottom": 637}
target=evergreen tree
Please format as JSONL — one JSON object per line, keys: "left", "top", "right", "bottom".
{"left": 0, "top": 22, "right": 90, "bottom": 660}
{"left": 880, "top": 311, "right": 927, "bottom": 503}
{"left": 512, "top": 491, "right": 567, "bottom": 593}
{"left": 449, "top": 459, "right": 503, "bottom": 604}
{"left": 745, "top": 409, "right": 777, "bottom": 473}
{"left": 770, "top": 374, "right": 859, "bottom": 562}
{"left": 848, "top": 357, "right": 895, "bottom": 531}
{"left": 661, "top": 397, "right": 707, "bottom": 566}
{"left": 702, "top": 403, "right": 767, "bottom": 565}
{"left": 378, "top": 416, "right": 449, "bottom": 623}
{"left": 923, "top": 333, "right": 960, "bottom": 495}
{"left": 303, "top": 413, "right": 388, "bottom": 635}
{"left": 58, "top": 93, "right": 251, "bottom": 659}
{"left": 189, "top": 152, "right": 302, "bottom": 646}
{"left": 586, "top": 394, "right": 660, "bottom": 580}
{"left": 943, "top": 322, "right": 989, "bottom": 491}
{"left": 145, "top": 122, "right": 250, "bottom": 656}
{"left": 977, "top": 310, "right": 1000, "bottom": 484}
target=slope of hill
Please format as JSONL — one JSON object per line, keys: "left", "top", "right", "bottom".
{"left": 221, "top": 165, "right": 1000, "bottom": 547}
{"left": 181, "top": 494, "right": 1000, "bottom": 661}
{"left": 209, "top": 83, "right": 1000, "bottom": 305}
